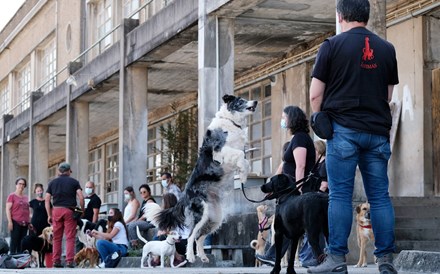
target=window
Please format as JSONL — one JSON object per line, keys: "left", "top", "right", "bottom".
{"left": 89, "top": 148, "right": 103, "bottom": 197}
{"left": 40, "top": 40, "right": 57, "bottom": 94}
{"left": 124, "top": 0, "right": 139, "bottom": 19}
{"left": 238, "top": 82, "right": 272, "bottom": 176}
{"left": 147, "top": 125, "right": 164, "bottom": 196}
{"left": 98, "top": 0, "right": 113, "bottom": 51}
{"left": 17, "top": 63, "right": 31, "bottom": 113}
{"left": 105, "top": 141, "right": 118, "bottom": 203}
{"left": 0, "top": 81, "right": 11, "bottom": 116}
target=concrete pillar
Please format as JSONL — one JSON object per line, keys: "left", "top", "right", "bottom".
{"left": 0, "top": 142, "right": 19, "bottom": 236}
{"left": 32, "top": 125, "right": 49, "bottom": 187}
{"left": 66, "top": 100, "right": 89, "bottom": 186}
{"left": 118, "top": 65, "right": 148, "bottom": 210}
{"left": 368, "top": 0, "right": 386, "bottom": 39}
{"left": 198, "top": 0, "right": 235, "bottom": 144}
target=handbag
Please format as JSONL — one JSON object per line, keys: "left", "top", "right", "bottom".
{"left": 70, "top": 207, "right": 83, "bottom": 220}
{"left": 311, "top": 112, "right": 333, "bottom": 139}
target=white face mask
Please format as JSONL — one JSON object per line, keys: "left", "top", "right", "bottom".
{"left": 85, "top": 187, "right": 93, "bottom": 195}
{"left": 161, "top": 179, "right": 168, "bottom": 188}
{"left": 124, "top": 194, "right": 131, "bottom": 201}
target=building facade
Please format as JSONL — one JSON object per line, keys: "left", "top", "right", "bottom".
{"left": 1, "top": 0, "right": 440, "bottom": 263}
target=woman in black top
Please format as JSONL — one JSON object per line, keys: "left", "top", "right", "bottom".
{"left": 29, "top": 183, "right": 51, "bottom": 236}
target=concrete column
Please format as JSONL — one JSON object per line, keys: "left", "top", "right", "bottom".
{"left": 29, "top": 91, "right": 45, "bottom": 192}
{"left": 118, "top": 65, "right": 148, "bottom": 210}
{"left": 0, "top": 142, "right": 19, "bottom": 236}
{"left": 32, "top": 125, "right": 49, "bottom": 186}
{"left": 67, "top": 100, "right": 89, "bottom": 185}
{"left": 198, "top": 0, "right": 235, "bottom": 144}
{"left": 368, "top": 0, "right": 386, "bottom": 39}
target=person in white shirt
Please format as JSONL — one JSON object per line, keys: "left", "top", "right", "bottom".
{"left": 91, "top": 208, "right": 129, "bottom": 267}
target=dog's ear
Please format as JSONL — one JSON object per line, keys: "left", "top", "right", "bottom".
{"left": 222, "top": 94, "right": 235, "bottom": 103}
{"left": 355, "top": 204, "right": 362, "bottom": 214}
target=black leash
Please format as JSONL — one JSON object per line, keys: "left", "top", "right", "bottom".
{"left": 241, "top": 154, "right": 323, "bottom": 203}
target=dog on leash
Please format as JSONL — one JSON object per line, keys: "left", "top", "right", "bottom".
{"left": 136, "top": 226, "right": 182, "bottom": 268}
{"left": 261, "top": 174, "right": 329, "bottom": 274}
{"left": 74, "top": 247, "right": 99, "bottom": 268}
{"left": 250, "top": 204, "right": 273, "bottom": 267}
{"left": 77, "top": 218, "right": 107, "bottom": 248}
{"left": 355, "top": 202, "right": 374, "bottom": 267}
{"left": 21, "top": 226, "right": 53, "bottom": 268}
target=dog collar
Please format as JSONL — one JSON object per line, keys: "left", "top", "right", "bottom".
{"left": 359, "top": 224, "right": 372, "bottom": 229}
{"left": 166, "top": 240, "right": 175, "bottom": 246}
{"left": 219, "top": 116, "right": 242, "bottom": 129}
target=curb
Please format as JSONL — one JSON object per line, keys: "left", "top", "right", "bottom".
{"left": 395, "top": 250, "right": 440, "bottom": 273}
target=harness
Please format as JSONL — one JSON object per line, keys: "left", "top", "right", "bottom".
{"left": 258, "top": 216, "right": 271, "bottom": 233}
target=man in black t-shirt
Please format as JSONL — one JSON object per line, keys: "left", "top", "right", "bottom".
{"left": 308, "top": 1, "right": 398, "bottom": 274}
{"left": 46, "top": 162, "right": 84, "bottom": 268}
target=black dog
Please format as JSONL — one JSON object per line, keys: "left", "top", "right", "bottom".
{"left": 21, "top": 226, "right": 53, "bottom": 267}
{"left": 261, "top": 174, "right": 329, "bottom": 274}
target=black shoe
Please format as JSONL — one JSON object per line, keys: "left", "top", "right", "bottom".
{"left": 377, "top": 254, "right": 398, "bottom": 274}
{"left": 66, "top": 262, "right": 75, "bottom": 268}
{"left": 255, "top": 254, "right": 275, "bottom": 266}
{"left": 54, "top": 262, "right": 63, "bottom": 268}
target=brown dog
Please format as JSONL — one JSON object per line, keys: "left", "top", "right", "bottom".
{"left": 250, "top": 205, "right": 273, "bottom": 267}
{"left": 74, "top": 247, "right": 100, "bottom": 268}
{"left": 355, "top": 202, "right": 374, "bottom": 267}
{"left": 21, "top": 226, "right": 53, "bottom": 268}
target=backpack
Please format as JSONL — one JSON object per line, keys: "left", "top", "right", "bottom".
{"left": 0, "top": 238, "right": 9, "bottom": 254}
{"left": 0, "top": 253, "right": 32, "bottom": 269}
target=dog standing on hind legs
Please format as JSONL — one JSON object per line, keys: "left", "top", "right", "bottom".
{"left": 355, "top": 202, "right": 375, "bottom": 267}
{"left": 250, "top": 204, "right": 273, "bottom": 267}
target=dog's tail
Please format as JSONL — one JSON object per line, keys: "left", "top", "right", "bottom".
{"left": 250, "top": 239, "right": 259, "bottom": 250}
{"left": 142, "top": 202, "right": 163, "bottom": 227}
{"left": 155, "top": 201, "right": 186, "bottom": 231}
{"left": 136, "top": 225, "right": 148, "bottom": 244}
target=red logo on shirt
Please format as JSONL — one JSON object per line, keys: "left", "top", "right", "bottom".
{"left": 362, "top": 37, "right": 374, "bottom": 61}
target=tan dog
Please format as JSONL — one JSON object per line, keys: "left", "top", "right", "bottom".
{"left": 21, "top": 226, "right": 53, "bottom": 268}
{"left": 250, "top": 205, "right": 273, "bottom": 267}
{"left": 74, "top": 247, "right": 100, "bottom": 268}
{"left": 355, "top": 202, "right": 374, "bottom": 267}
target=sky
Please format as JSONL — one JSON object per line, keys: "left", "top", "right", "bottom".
{"left": 0, "top": 0, "right": 26, "bottom": 32}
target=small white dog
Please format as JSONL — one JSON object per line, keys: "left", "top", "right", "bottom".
{"left": 136, "top": 226, "right": 181, "bottom": 268}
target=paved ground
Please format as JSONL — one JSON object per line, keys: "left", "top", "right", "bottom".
{"left": 0, "top": 265, "right": 422, "bottom": 274}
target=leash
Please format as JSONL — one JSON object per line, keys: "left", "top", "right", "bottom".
{"left": 241, "top": 154, "right": 323, "bottom": 203}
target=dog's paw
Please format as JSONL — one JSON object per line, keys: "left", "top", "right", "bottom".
{"left": 187, "top": 253, "right": 196, "bottom": 263}
{"left": 200, "top": 255, "right": 210, "bottom": 263}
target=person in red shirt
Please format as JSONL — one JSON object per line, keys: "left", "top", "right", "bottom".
{"left": 6, "top": 177, "right": 30, "bottom": 254}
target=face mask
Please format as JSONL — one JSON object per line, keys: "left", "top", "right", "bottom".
{"left": 107, "top": 215, "right": 113, "bottom": 222}
{"left": 280, "top": 119, "right": 287, "bottom": 129}
{"left": 85, "top": 187, "right": 93, "bottom": 195}
{"left": 36, "top": 193, "right": 43, "bottom": 198}
{"left": 161, "top": 179, "right": 168, "bottom": 188}
{"left": 124, "top": 194, "right": 131, "bottom": 200}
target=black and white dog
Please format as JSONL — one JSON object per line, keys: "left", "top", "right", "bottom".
{"left": 77, "top": 219, "right": 107, "bottom": 248}
{"left": 146, "top": 95, "right": 257, "bottom": 263}
{"left": 261, "top": 174, "right": 329, "bottom": 274}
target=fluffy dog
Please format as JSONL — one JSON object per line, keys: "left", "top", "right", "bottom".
{"left": 136, "top": 226, "right": 181, "bottom": 268}
{"left": 355, "top": 202, "right": 374, "bottom": 267}
{"left": 250, "top": 204, "right": 273, "bottom": 267}
{"left": 145, "top": 128, "right": 227, "bottom": 263}
{"left": 74, "top": 247, "right": 99, "bottom": 268}
{"left": 261, "top": 174, "right": 329, "bottom": 274}
{"left": 207, "top": 94, "right": 257, "bottom": 183}
{"left": 77, "top": 218, "right": 107, "bottom": 248}
{"left": 21, "top": 226, "right": 53, "bottom": 268}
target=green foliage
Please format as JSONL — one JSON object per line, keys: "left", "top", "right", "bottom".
{"left": 159, "top": 103, "right": 198, "bottom": 189}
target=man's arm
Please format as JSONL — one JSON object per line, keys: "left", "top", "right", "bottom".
{"left": 45, "top": 193, "right": 52, "bottom": 224}
{"left": 388, "top": 85, "right": 394, "bottom": 103}
{"left": 92, "top": 208, "right": 99, "bottom": 223}
{"left": 77, "top": 189, "right": 85, "bottom": 212}
{"left": 309, "top": 77, "right": 326, "bottom": 113}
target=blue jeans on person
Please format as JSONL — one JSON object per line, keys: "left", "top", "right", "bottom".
{"left": 326, "top": 122, "right": 396, "bottom": 258}
{"left": 95, "top": 239, "right": 128, "bottom": 262}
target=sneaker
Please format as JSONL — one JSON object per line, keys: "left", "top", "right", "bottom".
{"left": 255, "top": 254, "right": 275, "bottom": 266}
{"left": 66, "top": 262, "right": 75, "bottom": 268}
{"left": 98, "top": 262, "right": 105, "bottom": 268}
{"left": 302, "top": 258, "right": 319, "bottom": 268}
{"left": 173, "top": 257, "right": 188, "bottom": 267}
{"left": 307, "top": 253, "right": 347, "bottom": 273}
{"left": 377, "top": 254, "right": 398, "bottom": 274}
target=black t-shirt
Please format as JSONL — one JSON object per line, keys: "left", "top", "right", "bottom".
{"left": 84, "top": 193, "right": 102, "bottom": 222}
{"left": 46, "top": 175, "right": 82, "bottom": 207}
{"left": 312, "top": 27, "right": 399, "bottom": 137}
{"left": 282, "top": 131, "right": 316, "bottom": 186}
{"left": 29, "top": 199, "right": 51, "bottom": 235}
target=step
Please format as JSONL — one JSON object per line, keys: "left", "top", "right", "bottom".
{"left": 395, "top": 217, "right": 440, "bottom": 229}
{"left": 117, "top": 254, "right": 217, "bottom": 268}
{"left": 395, "top": 240, "right": 440, "bottom": 252}
{"left": 395, "top": 250, "right": 440, "bottom": 273}
{"left": 394, "top": 206, "right": 440, "bottom": 218}
{"left": 395, "top": 228, "right": 440, "bottom": 241}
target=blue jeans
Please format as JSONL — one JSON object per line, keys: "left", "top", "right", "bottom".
{"left": 326, "top": 122, "right": 396, "bottom": 258}
{"left": 96, "top": 239, "right": 128, "bottom": 262}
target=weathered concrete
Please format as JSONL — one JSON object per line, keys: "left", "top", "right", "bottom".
{"left": 32, "top": 125, "right": 49, "bottom": 186}
{"left": 395, "top": 250, "right": 440, "bottom": 273}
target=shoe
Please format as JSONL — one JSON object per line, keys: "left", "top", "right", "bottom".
{"left": 302, "top": 258, "right": 319, "bottom": 268}
{"left": 255, "top": 254, "right": 275, "bottom": 266}
{"left": 98, "top": 262, "right": 105, "bottom": 268}
{"left": 377, "top": 254, "right": 398, "bottom": 274}
{"left": 173, "top": 257, "right": 188, "bottom": 267}
{"left": 66, "top": 262, "right": 75, "bottom": 268}
{"left": 307, "top": 253, "right": 347, "bottom": 273}
{"left": 53, "top": 262, "right": 63, "bottom": 268}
